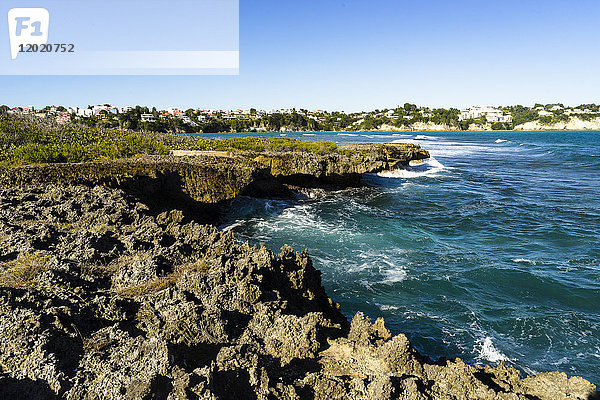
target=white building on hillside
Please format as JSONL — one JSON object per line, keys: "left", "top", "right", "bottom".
{"left": 56, "top": 112, "right": 71, "bottom": 124}
{"left": 459, "top": 106, "right": 512, "bottom": 123}
{"left": 168, "top": 108, "right": 184, "bottom": 116}
{"left": 77, "top": 109, "right": 93, "bottom": 117}
{"left": 141, "top": 114, "right": 156, "bottom": 123}
{"left": 92, "top": 105, "right": 109, "bottom": 115}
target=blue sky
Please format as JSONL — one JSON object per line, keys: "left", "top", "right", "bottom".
{"left": 1, "top": 0, "right": 599, "bottom": 111}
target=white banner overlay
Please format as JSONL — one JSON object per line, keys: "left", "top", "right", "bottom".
{"left": 1, "top": 1, "right": 238, "bottom": 75}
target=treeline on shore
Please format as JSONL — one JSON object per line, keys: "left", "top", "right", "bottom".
{"left": 3, "top": 103, "right": 600, "bottom": 134}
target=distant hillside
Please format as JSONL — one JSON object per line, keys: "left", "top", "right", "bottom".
{"left": 3, "top": 103, "right": 600, "bottom": 133}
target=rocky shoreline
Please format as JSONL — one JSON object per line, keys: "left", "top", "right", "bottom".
{"left": 0, "top": 143, "right": 428, "bottom": 205}
{"left": 0, "top": 145, "right": 597, "bottom": 399}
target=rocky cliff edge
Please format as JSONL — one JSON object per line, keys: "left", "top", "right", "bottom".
{"left": 0, "top": 144, "right": 597, "bottom": 400}
{"left": 0, "top": 143, "right": 428, "bottom": 207}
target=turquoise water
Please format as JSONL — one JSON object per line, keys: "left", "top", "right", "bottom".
{"left": 207, "top": 131, "right": 600, "bottom": 383}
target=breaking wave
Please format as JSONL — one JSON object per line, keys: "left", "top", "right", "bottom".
{"left": 377, "top": 157, "right": 447, "bottom": 179}
{"left": 476, "top": 337, "right": 510, "bottom": 364}
{"left": 414, "top": 135, "right": 439, "bottom": 140}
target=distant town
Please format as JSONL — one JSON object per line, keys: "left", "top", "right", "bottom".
{"left": 2, "top": 103, "right": 600, "bottom": 133}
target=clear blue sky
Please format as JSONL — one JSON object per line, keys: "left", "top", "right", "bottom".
{"left": 1, "top": 0, "right": 599, "bottom": 111}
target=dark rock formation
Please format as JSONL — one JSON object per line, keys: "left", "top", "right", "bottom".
{"left": 0, "top": 143, "right": 430, "bottom": 206}
{"left": 0, "top": 185, "right": 596, "bottom": 399}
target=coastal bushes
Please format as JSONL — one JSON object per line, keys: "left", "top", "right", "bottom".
{"left": 0, "top": 116, "right": 170, "bottom": 165}
{"left": 491, "top": 122, "right": 511, "bottom": 130}
{"left": 0, "top": 115, "right": 342, "bottom": 166}
{"left": 178, "top": 136, "right": 338, "bottom": 154}
{"left": 504, "top": 105, "right": 539, "bottom": 126}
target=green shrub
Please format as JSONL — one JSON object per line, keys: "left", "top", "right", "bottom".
{"left": 491, "top": 122, "right": 510, "bottom": 131}
{"left": 9, "top": 143, "right": 64, "bottom": 163}
{"left": 0, "top": 115, "right": 340, "bottom": 166}
{"left": 183, "top": 136, "right": 339, "bottom": 153}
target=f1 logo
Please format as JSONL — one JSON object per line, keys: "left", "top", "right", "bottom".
{"left": 7, "top": 8, "right": 49, "bottom": 60}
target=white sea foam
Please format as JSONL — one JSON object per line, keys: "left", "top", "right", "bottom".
{"left": 512, "top": 258, "right": 537, "bottom": 265}
{"left": 336, "top": 250, "right": 411, "bottom": 285}
{"left": 221, "top": 220, "right": 244, "bottom": 232}
{"left": 337, "top": 133, "right": 358, "bottom": 136}
{"left": 381, "top": 268, "right": 407, "bottom": 283}
{"left": 522, "top": 366, "right": 539, "bottom": 376}
{"left": 378, "top": 304, "right": 400, "bottom": 311}
{"left": 392, "top": 138, "right": 497, "bottom": 157}
{"left": 374, "top": 255, "right": 408, "bottom": 283}
{"left": 495, "top": 139, "right": 508, "bottom": 143}
{"left": 476, "top": 337, "right": 509, "bottom": 363}
{"left": 414, "top": 135, "right": 438, "bottom": 140}
{"left": 377, "top": 157, "right": 447, "bottom": 179}
{"left": 254, "top": 203, "right": 358, "bottom": 240}
{"left": 552, "top": 357, "right": 569, "bottom": 366}
{"left": 302, "top": 133, "right": 316, "bottom": 136}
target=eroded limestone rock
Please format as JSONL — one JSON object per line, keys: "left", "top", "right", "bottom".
{"left": 0, "top": 185, "right": 596, "bottom": 399}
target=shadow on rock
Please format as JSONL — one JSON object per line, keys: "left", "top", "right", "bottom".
{"left": 212, "top": 369, "right": 256, "bottom": 400}
{"left": 0, "top": 376, "right": 59, "bottom": 400}
{"left": 126, "top": 374, "right": 173, "bottom": 400}
{"left": 168, "top": 342, "right": 222, "bottom": 371}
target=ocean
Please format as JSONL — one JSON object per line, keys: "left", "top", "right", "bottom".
{"left": 202, "top": 130, "right": 600, "bottom": 383}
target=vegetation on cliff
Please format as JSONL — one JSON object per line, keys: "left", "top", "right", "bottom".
{"left": 0, "top": 116, "right": 341, "bottom": 166}
{"left": 0, "top": 116, "right": 169, "bottom": 165}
